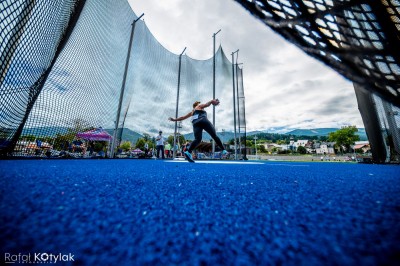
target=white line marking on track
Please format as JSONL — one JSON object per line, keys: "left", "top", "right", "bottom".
{"left": 265, "top": 164, "right": 310, "bottom": 167}
{"left": 165, "top": 160, "right": 264, "bottom": 165}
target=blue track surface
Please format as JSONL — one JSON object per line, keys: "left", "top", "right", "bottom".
{"left": 1, "top": 159, "right": 400, "bottom": 265}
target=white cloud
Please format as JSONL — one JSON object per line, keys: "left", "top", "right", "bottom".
{"left": 127, "top": 0, "right": 364, "bottom": 132}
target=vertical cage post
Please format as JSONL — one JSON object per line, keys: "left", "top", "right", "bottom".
{"left": 173, "top": 47, "right": 186, "bottom": 159}
{"left": 111, "top": 13, "right": 144, "bottom": 158}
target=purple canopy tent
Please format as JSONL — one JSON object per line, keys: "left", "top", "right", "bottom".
{"left": 76, "top": 127, "right": 112, "bottom": 141}
{"left": 132, "top": 148, "right": 143, "bottom": 154}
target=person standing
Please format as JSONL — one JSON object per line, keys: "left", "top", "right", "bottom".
{"left": 144, "top": 142, "right": 149, "bottom": 157}
{"left": 155, "top": 131, "right": 166, "bottom": 159}
{"left": 168, "top": 99, "right": 227, "bottom": 163}
{"left": 165, "top": 142, "right": 171, "bottom": 158}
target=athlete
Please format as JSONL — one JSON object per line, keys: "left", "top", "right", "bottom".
{"left": 168, "top": 99, "right": 227, "bottom": 163}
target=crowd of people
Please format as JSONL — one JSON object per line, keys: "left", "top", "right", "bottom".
{"left": 153, "top": 130, "right": 190, "bottom": 159}
{"left": 59, "top": 137, "right": 106, "bottom": 158}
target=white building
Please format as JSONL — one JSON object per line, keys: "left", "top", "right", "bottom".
{"left": 294, "top": 140, "right": 309, "bottom": 149}
{"left": 262, "top": 143, "right": 282, "bottom": 153}
{"left": 315, "top": 142, "right": 335, "bottom": 154}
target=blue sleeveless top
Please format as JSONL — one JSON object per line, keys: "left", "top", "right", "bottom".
{"left": 191, "top": 109, "right": 207, "bottom": 123}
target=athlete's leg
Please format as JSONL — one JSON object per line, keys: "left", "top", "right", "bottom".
{"left": 202, "top": 119, "right": 225, "bottom": 151}
{"left": 188, "top": 123, "right": 203, "bottom": 153}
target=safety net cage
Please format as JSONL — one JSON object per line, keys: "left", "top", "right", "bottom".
{"left": 235, "top": 0, "right": 400, "bottom": 162}
{"left": 373, "top": 95, "right": 400, "bottom": 161}
{"left": 235, "top": 65, "right": 247, "bottom": 159}
{"left": 0, "top": 0, "right": 244, "bottom": 158}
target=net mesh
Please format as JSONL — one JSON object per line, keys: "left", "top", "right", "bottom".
{"left": 235, "top": 0, "right": 400, "bottom": 162}
{"left": 1, "top": 0, "right": 83, "bottom": 154}
{"left": 235, "top": 0, "right": 400, "bottom": 107}
{"left": 373, "top": 95, "right": 400, "bottom": 161}
{"left": 0, "top": 0, "right": 242, "bottom": 158}
{"left": 236, "top": 66, "right": 247, "bottom": 158}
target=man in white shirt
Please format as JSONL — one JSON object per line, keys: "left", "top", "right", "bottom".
{"left": 155, "top": 131, "right": 166, "bottom": 159}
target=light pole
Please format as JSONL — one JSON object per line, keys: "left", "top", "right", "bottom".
{"left": 212, "top": 29, "right": 221, "bottom": 158}
{"left": 173, "top": 47, "right": 186, "bottom": 159}
{"left": 254, "top": 136, "right": 258, "bottom": 159}
{"left": 236, "top": 61, "right": 244, "bottom": 159}
{"left": 221, "top": 129, "right": 225, "bottom": 146}
{"left": 236, "top": 61, "right": 243, "bottom": 159}
{"left": 176, "top": 121, "right": 182, "bottom": 157}
{"left": 111, "top": 13, "right": 144, "bottom": 158}
{"left": 231, "top": 49, "right": 239, "bottom": 160}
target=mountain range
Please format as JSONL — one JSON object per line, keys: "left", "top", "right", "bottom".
{"left": 284, "top": 128, "right": 367, "bottom": 140}
{"left": 21, "top": 127, "right": 368, "bottom": 143}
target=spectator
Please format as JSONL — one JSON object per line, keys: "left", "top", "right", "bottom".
{"left": 165, "top": 142, "right": 171, "bottom": 158}
{"left": 144, "top": 142, "right": 149, "bottom": 156}
{"left": 155, "top": 131, "right": 166, "bottom": 159}
{"left": 72, "top": 137, "right": 86, "bottom": 154}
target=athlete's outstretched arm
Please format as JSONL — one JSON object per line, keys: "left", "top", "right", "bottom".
{"left": 198, "top": 99, "right": 220, "bottom": 109}
{"left": 168, "top": 111, "right": 193, "bottom": 122}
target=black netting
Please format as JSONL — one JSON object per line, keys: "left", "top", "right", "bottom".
{"left": 373, "top": 95, "right": 400, "bottom": 161}
{"left": 1, "top": 0, "right": 85, "bottom": 155}
{"left": 236, "top": 66, "right": 247, "bottom": 159}
{"left": 234, "top": 0, "right": 400, "bottom": 107}
{"left": 1, "top": 0, "right": 243, "bottom": 158}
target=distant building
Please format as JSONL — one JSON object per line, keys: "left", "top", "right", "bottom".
{"left": 262, "top": 143, "right": 282, "bottom": 153}
{"left": 353, "top": 142, "right": 370, "bottom": 153}
{"left": 315, "top": 142, "right": 335, "bottom": 154}
{"left": 294, "top": 140, "right": 309, "bottom": 148}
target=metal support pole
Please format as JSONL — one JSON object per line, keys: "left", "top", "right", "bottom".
{"left": 236, "top": 60, "right": 243, "bottom": 159}
{"left": 240, "top": 67, "right": 248, "bottom": 160}
{"left": 236, "top": 64, "right": 241, "bottom": 159}
{"left": 110, "top": 13, "right": 144, "bottom": 158}
{"left": 231, "top": 50, "right": 239, "bottom": 160}
{"left": 173, "top": 47, "right": 186, "bottom": 159}
{"left": 212, "top": 29, "right": 221, "bottom": 158}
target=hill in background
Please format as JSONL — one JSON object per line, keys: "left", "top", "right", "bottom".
{"left": 104, "top": 128, "right": 143, "bottom": 144}
{"left": 21, "top": 127, "right": 144, "bottom": 144}
{"left": 20, "top": 127, "right": 368, "bottom": 143}
{"left": 285, "top": 128, "right": 367, "bottom": 141}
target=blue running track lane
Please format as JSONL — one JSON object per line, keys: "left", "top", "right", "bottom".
{"left": 1, "top": 159, "right": 400, "bottom": 265}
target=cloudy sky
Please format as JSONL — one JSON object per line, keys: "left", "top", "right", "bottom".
{"left": 127, "top": 0, "right": 364, "bottom": 132}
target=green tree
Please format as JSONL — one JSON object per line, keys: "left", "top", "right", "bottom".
{"left": 258, "top": 144, "right": 266, "bottom": 153}
{"left": 51, "top": 118, "right": 92, "bottom": 150}
{"left": 147, "top": 140, "right": 155, "bottom": 150}
{"left": 142, "top": 133, "right": 151, "bottom": 142}
{"left": 328, "top": 126, "right": 360, "bottom": 154}
{"left": 319, "top": 136, "right": 328, "bottom": 142}
{"left": 167, "top": 135, "right": 185, "bottom": 146}
{"left": 297, "top": 146, "right": 307, "bottom": 154}
{"left": 135, "top": 138, "right": 146, "bottom": 150}
{"left": 67, "top": 118, "right": 92, "bottom": 134}
{"left": 119, "top": 141, "right": 131, "bottom": 151}
{"left": 167, "top": 135, "right": 174, "bottom": 144}
{"left": 276, "top": 139, "right": 286, "bottom": 145}
{"left": 53, "top": 132, "right": 76, "bottom": 150}
{"left": 93, "top": 142, "right": 105, "bottom": 152}
{"left": 20, "top": 135, "right": 36, "bottom": 141}
{"left": 245, "top": 140, "right": 253, "bottom": 148}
